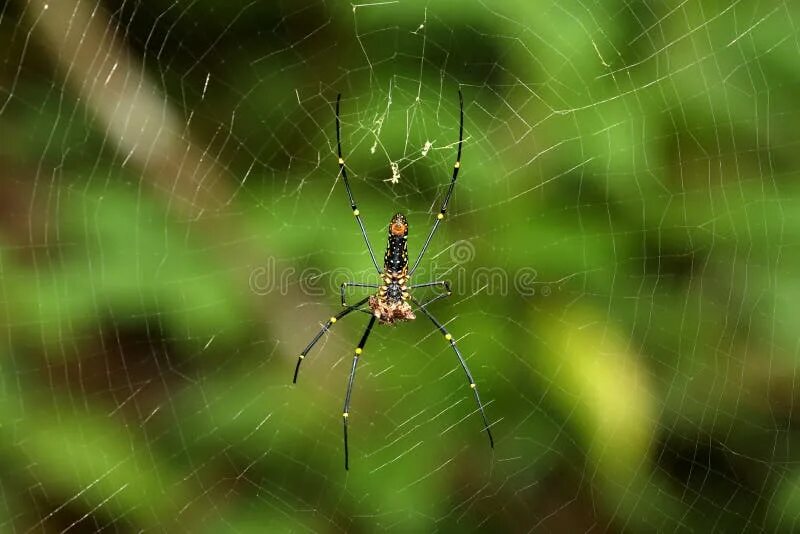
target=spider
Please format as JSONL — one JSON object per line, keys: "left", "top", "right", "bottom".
{"left": 292, "top": 90, "right": 494, "bottom": 470}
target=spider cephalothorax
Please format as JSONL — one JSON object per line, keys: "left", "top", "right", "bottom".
{"left": 292, "top": 90, "right": 494, "bottom": 470}
{"left": 369, "top": 213, "right": 416, "bottom": 324}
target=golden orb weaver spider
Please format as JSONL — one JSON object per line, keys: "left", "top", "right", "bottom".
{"left": 292, "top": 90, "right": 494, "bottom": 470}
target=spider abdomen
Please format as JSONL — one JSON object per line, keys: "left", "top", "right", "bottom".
{"left": 383, "top": 214, "right": 409, "bottom": 274}
{"left": 371, "top": 213, "right": 415, "bottom": 324}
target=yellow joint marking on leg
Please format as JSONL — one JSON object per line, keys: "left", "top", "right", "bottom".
{"left": 355, "top": 347, "right": 362, "bottom": 355}
{"left": 343, "top": 412, "right": 349, "bottom": 418}
{"left": 330, "top": 316, "right": 337, "bottom": 323}
{"left": 353, "top": 209, "right": 360, "bottom": 216}
{"left": 445, "top": 333, "right": 453, "bottom": 341}
{"left": 470, "top": 383, "right": 476, "bottom": 389}
{"left": 338, "top": 157, "right": 345, "bottom": 164}
{"left": 437, "top": 213, "right": 445, "bottom": 220}
{"left": 299, "top": 354, "right": 305, "bottom": 360}
{"left": 454, "top": 161, "right": 461, "bottom": 168}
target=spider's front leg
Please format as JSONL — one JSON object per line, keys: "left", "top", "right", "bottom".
{"left": 340, "top": 281, "right": 379, "bottom": 307}
{"left": 410, "top": 296, "right": 494, "bottom": 449}
{"left": 293, "top": 295, "right": 370, "bottom": 383}
{"left": 342, "top": 315, "right": 377, "bottom": 470}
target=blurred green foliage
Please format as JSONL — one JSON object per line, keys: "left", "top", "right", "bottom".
{"left": 1, "top": 0, "right": 800, "bottom": 531}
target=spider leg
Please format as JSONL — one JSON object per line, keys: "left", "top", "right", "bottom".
{"left": 411, "top": 296, "right": 494, "bottom": 449}
{"left": 340, "top": 281, "right": 379, "bottom": 307}
{"left": 343, "top": 315, "right": 378, "bottom": 470}
{"left": 293, "top": 296, "right": 370, "bottom": 384}
{"left": 336, "top": 94, "right": 381, "bottom": 274}
{"left": 417, "top": 290, "right": 451, "bottom": 309}
{"left": 408, "top": 280, "right": 451, "bottom": 292}
{"left": 408, "top": 280, "right": 451, "bottom": 307}
{"left": 409, "top": 89, "right": 463, "bottom": 276}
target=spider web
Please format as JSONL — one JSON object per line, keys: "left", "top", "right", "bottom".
{"left": 1, "top": 0, "right": 799, "bottom": 531}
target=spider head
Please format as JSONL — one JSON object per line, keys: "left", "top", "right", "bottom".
{"left": 389, "top": 213, "right": 408, "bottom": 237}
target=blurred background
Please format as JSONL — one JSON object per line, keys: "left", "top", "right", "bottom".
{"left": 1, "top": 0, "right": 799, "bottom": 531}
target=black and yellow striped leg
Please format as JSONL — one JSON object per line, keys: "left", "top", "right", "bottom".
{"left": 342, "top": 315, "right": 377, "bottom": 470}
{"left": 293, "top": 296, "right": 370, "bottom": 384}
{"left": 336, "top": 94, "right": 381, "bottom": 274}
{"left": 409, "top": 89, "right": 464, "bottom": 276}
{"left": 411, "top": 297, "right": 494, "bottom": 449}
{"left": 340, "top": 281, "right": 379, "bottom": 307}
